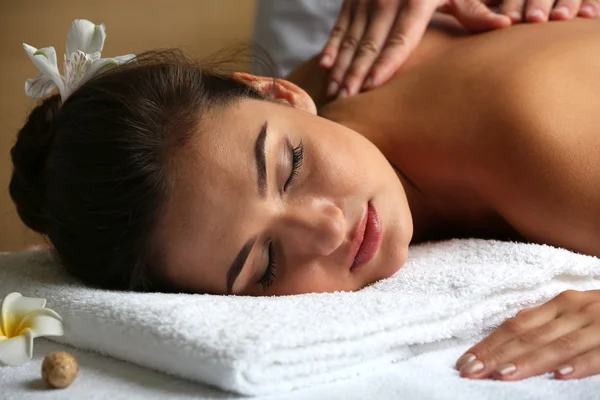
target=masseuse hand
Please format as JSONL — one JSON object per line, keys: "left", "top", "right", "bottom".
{"left": 320, "top": 0, "right": 600, "bottom": 99}
{"left": 456, "top": 290, "right": 600, "bottom": 380}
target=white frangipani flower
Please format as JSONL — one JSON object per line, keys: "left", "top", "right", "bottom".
{"left": 0, "top": 292, "right": 64, "bottom": 366}
{"left": 23, "top": 19, "right": 135, "bottom": 101}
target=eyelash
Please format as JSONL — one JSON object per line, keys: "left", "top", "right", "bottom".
{"left": 259, "top": 242, "right": 277, "bottom": 290}
{"left": 259, "top": 140, "right": 304, "bottom": 290}
{"left": 284, "top": 141, "right": 304, "bottom": 191}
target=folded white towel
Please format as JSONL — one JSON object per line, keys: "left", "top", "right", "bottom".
{"left": 1, "top": 239, "right": 599, "bottom": 396}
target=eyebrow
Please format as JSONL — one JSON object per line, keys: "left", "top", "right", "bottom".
{"left": 255, "top": 121, "right": 268, "bottom": 197}
{"left": 226, "top": 122, "right": 268, "bottom": 294}
{"left": 226, "top": 237, "right": 256, "bottom": 295}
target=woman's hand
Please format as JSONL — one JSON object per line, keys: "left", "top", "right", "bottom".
{"left": 501, "top": 0, "right": 600, "bottom": 23}
{"left": 320, "top": 0, "right": 600, "bottom": 100}
{"left": 455, "top": 290, "right": 600, "bottom": 380}
{"left": 319, "top": 0, "right": 509, "bottom": 99}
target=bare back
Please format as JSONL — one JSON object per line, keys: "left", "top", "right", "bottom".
{"left": 312, "top": 19, "right": 600, "bottom": 257}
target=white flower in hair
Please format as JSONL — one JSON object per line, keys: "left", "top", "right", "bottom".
{"left": 23, "top": 19, "right": 135, "bottom": 101}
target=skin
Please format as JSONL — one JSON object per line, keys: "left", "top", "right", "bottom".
{"left": 156, "top": 18, "right": 600, "bottom": 381}
{"left": 155, "top": 76, "right": 413, "bottom": 296}
{"left": 456, "top": 290, "right": 600, "bottom": 381}
{"left": 321, "top": 0, "right": 600, "bottom": 99}
{"left": 298, "top": 17, "right": 600, "bottom": 382}
{"left": 294, "top": 17, "right": 600, "bottom": 257}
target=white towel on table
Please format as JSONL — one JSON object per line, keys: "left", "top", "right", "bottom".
{"left": 1, "top": 239, "right": 599, "bottom": 396}
{"left": 5, "top": 340, "right": 600, "bottom": 400}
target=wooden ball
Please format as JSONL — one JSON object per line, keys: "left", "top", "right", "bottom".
{"left": 41, "top": 352, "right": 78, "bottom": 389}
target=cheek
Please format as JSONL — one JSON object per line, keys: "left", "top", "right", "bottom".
{"left": 381, "top": 232, "right": 409, "bottom": 278}
{"left": 271, "top": 262, "right": 352, "bottom": 295}
{"left": 376, "top": 194, "right": 412, "bottom": 279}
{"left": 310, "top": 128, "right": 373, "bottom": 189}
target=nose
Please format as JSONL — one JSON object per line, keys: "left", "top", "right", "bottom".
{"left": 274, "top": 197, "right": 345, "bottom": 257}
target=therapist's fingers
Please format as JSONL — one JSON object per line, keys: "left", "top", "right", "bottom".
{"left": 444, "top": 0, "right": 512, "bottom": 31}
{"left": 328, "top": 0, "right": 369, "bottom": 98}
{"left": 342, "top": 1, "right": 399, "bottom": 95}
{"left": 550, "top": 0, "right": 583, "bottom": 20}
{"left": 523, "top": 0, "right": 555, "bottom": 22}
{"left": 364, "top": 0, "right": 440, "bottom": 90}
{"left": 578, "top": 0, "right": 600, "bottom": 17}
{"left": 501, "top": 0, "right": 527, "bottom": 22}
{"left": 320, "top": 0, "right": 353, "bottom": 69}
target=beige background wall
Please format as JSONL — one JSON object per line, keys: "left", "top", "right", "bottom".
{"left": 0, "top": 0, "right": 256, "bottom": 251}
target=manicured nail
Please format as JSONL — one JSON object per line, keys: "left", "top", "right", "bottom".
{"left": 552, "top": 6, "right": 569, "bottom": 18}
{"left": 496, "top": 363, "right": 517, "bottom": 376}
{"left": 461, "top": 360, "right": 484, "bottom": 375}
{"left": 527, "top": 9, "right": 545, "bottom": 20}
{"left": 327, "top": 81, "right": 339, "bottom": 97}
{"left": 508, "top": 11, "right": 522, "bottom": 21}
{"left": 337, "top": 88, "right": 348, "bottom": 99}
{"left": 456, "top": 353, "right": 476, "bottom": 370}
{"left": 320, "top": 55, "right": 332, "bottom": 68}
{"left": 363, "top": 77, "right": 373, "bottom": 89}
{"left": 557, "top": 365, "right": 574, "bottom": 376}
{"left": 579, "top": 5, "right": 595, "bottom": 16}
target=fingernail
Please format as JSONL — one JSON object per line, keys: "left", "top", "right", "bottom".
{"left": 327, "top": 81, "right": 339, "bottom": 97}
{"left": 320, "top": 55, "right": 332, "bottom": 68}
{"left": 557, "top": 365, "right": 574, "bottom": 376}
{"left": 580, "top": 5, "right": 595, "bottom": 16}
{"left": 461, "top": 360, "right": 484, "bottom": 375}
{"left": 363, "top": 77, "right": 373, "bottom": 89}
{"left": 456, "top": 353, "right": 477, "bottom": 370}
{"left": 527, "top": 9, "right": 545, "bottom": 20}
{"left": 496, "top": 363, "right": 517, "bottom": 376}
{"left": 337, "top": 88, "right": 348, "bottom": 99}
{"left": 508, "top": 11, "right": 522, "bottom": 21}
{"left": 553, "top": 6, "right": 569, "bottom": 18}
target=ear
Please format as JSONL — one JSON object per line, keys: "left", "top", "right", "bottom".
{"left": 232, "top": 72, "right": 317, "bottom": 115}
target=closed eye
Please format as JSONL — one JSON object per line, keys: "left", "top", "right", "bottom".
{"left": 259, "top": 241, "right": 277, "bottom": 291}
{"left": 258, "top": 140, "right": 303, "bottom": 291}
{"left": 284, "top": 140, "right": 303, "bottom": 191}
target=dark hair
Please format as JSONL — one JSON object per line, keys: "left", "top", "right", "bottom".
{"left": 9, "top": 49, "right": 271, "bottom": 291}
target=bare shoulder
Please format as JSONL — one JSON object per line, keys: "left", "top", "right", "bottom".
{"left": 475, "top": 20, "right": 600, "bottom": 257}
{"left": 319, "top": 20, "right": 600, "bottom": 256}
{"left": 288, "top": 14, "right": 470, "bottom": 109}
{"left": 338, "top": 20, "right": 600, "bottom": 255}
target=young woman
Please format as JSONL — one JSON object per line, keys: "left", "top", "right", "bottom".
{"left": 10, "top": 18, "right": 600, "bottom": 381}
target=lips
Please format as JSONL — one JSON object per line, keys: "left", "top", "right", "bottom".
{"left": 349, "top": 201, "right": 382, "bottom": 270}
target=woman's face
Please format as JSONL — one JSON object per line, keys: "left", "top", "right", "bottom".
{"left": 157, "top": 77, "right": 413, "bottom": 295}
